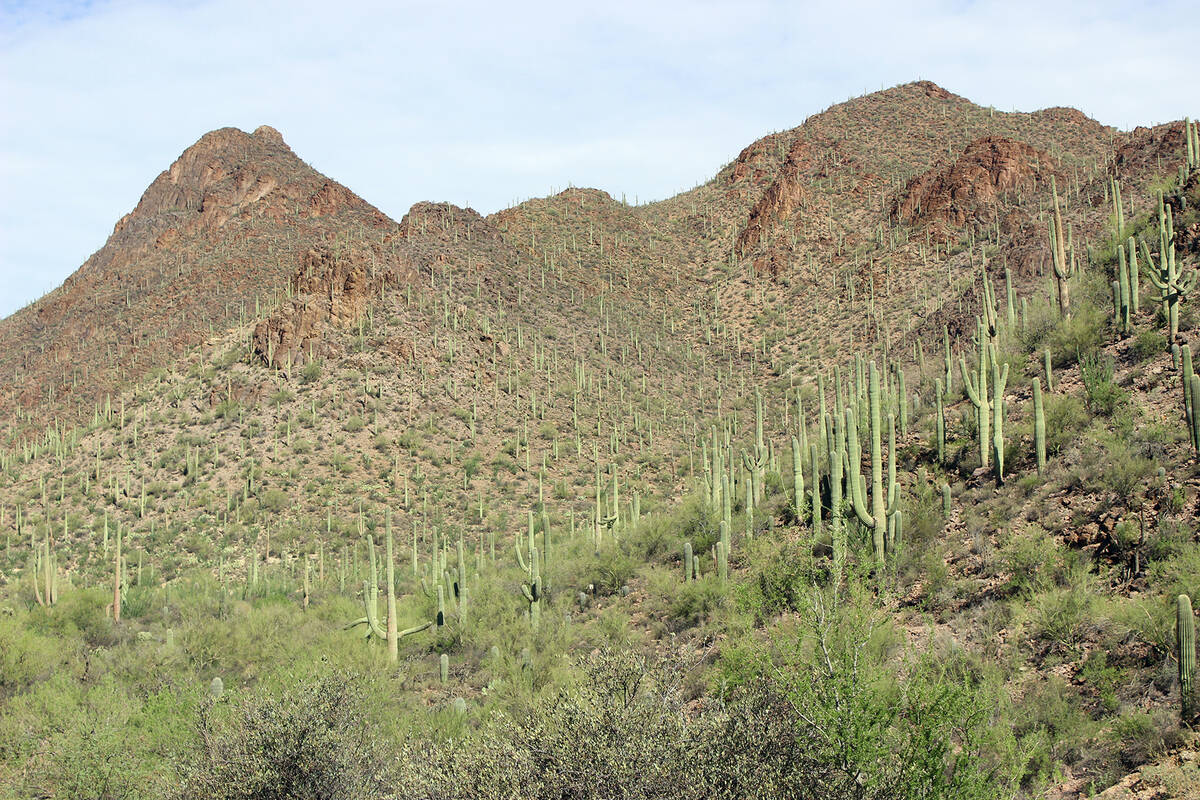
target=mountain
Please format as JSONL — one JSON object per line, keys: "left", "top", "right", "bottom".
{"left": 1, "top": 82, "right": 1199, "bottom": 798}
{"left": 0, "top": 124, "right": 396, "bottom": 436}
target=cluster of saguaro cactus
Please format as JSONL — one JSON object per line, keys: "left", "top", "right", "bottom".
{"left": 31, "top": 534, "right": 58, "bottom": 607}
{"left": 846, "top": 362, "right": 900, "bottom": 565}
{"left": 961, "top": 330, "right": 1008, "bottom": 484}
{"left": 345, "top": 532, "right": 432, "bottom": 661}
{"left": 1115, "top": 237, "right": 1133, "bottom": 335}
{"left": 516, "top": 512, "right": 542, "bottom": 630}
{"left": 594, "top": 465, "right": 619, "bottom": 549}
{"left": 741, "top": 390, "right": 769, "bottom": 512}
{"left": 1110, "top": 185, "right": 1140, "bottom": 334}
{"left": 1142, "top": 193, "right": 1195, "bottom": 342}
{"left": 1048, "top": 177, "right": 1075, "bottom": 319}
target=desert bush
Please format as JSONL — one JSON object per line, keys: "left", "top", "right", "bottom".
{"left": 398, "top": 635, "right": 1010, "bottom": 800}
{"left": 173, "top": 670, "right": 390, "bottom": 800}
{"left": 1131, "top": 328, "right": 1168, "bottom": 361}
{"left": 1080, "top": 353, "right": 1127, "bottom": 415}
{"left": 1046, "top": 304, "right": 1106, "bottom": 367}
{"left": 1042, "top": 394, "right": 1089, "bottom": 456}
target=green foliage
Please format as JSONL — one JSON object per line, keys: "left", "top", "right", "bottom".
{"left": 579, "top": 545, "right": 637, "bottom": 596}
{"left": 1080, "top": 353, "right": 1127, "bottom": 415}
{"left": 734, "top": 538, "right": 818, "bottom": 623}
{"left": 667, "top": 575, "right": 725, "bottom": 629}
{"left": 173, "top": 670, "right": 390, "bottom": 800}
{"left": 1046, "top": 304, "right": 1107, "bottom": 367}
{"left": 300, "top": 361, "right": 322, "bottom": 384}
{"left": 1042, "top": 394, "right": 1090, "bottom": 456}
{"left": 1030, "top": 559, "right": 1098, "bottom": 655}
{"left": 997, "top": 525, "right": 1063, "bottom": 597}
{"left": 399, "top": 637, "right": 1012, "bottom": 800}
{"left": 1132, "top": 328, "right": 1168, "bottom": 361}
{"left": 0, "top": 615, "right": 63, "bottom": 690}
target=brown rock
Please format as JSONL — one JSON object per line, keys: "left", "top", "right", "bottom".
{"left": 893, "top": 136, "right": 1058, "bottom": 234}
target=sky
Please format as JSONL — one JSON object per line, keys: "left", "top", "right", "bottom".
{"left": 1, "top": 0, "right": 1196, "bottom": 319}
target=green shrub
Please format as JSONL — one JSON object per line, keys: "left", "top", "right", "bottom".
{"left": 1042, "top": 394, "right": 1090, "bottom": 456}
{"left": 300, "top": 361, "right": 321, "bottom": 383}
{"left": 668, "top": 576, "right": 724, "bottom": 630}
{"left": 173, "top": 670, "right": 390, "bottom": 800}
{"left": 1099, "top": 439, "right": 1154, "bottom": 503}
{"left": 0, "top": 616, "right": 62, "bottom": 690}
{"left": 1031, "top": 561, "right": 1097, "bottom": 655}
{"left": 1080, "top": 353, "right": 1127, "bottom": 416}
{"left": 1131, "top": 328, "right": 1168, "bottom": 361}
{"left": 1046, "top": 305, "right": 1106, "bottom": 367}
{"left": 735, "top": 539, "right": 819, "bottom": 623}
{"left": 997, "top": 525, "right": 1061, "bottom": 597}
{"left": 580, "top": 546, "right": 638, "bottom": 596}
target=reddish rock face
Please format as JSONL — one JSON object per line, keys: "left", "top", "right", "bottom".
{"left": 252, "top": 245, "right": 389, "bottom": 369}
{"left": 737, "top": 137, "right": 811, "bottom": 254}
{"left": 893, "top": 136, "right": 1058, "bottom": 234}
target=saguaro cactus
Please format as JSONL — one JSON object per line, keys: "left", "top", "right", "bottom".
{"left": 961, "top": 327, "right": 991, "bottom": 470}
{"left": 791, "top": 435, "right": 805, "bottom": 520}
{"left": 989, "top": 346, "right": 1010, "bottom": 486}
{"left": 345, "top": 534, "right": 432, "bottom": 654}
{"left": 112, "top": 523, "right": 122, "bottom": 622}
{"left": 1178, "top": 594, "right": 1196, "bottom": 722}
{"left": 743, "top": 389, "right": 769, "bottom": 508}
{"left": 934, "top": 378, "right": 946, "bottom": 465}
{"left": 516, "top": 514, "right": 542, "bottom": 631}
{"left": 829, "top": 438, "right": 846, "bottom": 584}
{"left": 1048, "top": 176, "right": 1074, "bottom": 318}
{"left": 1142, "top": 194, "right": 1195, "bottom": 342}
{"left": 847, "top": 362, "right": 899, "bottom": 565}
{"left": 1182, "top": 345, "right": 1196, "bottom": 450}
{"left": 1032, "top": 377, "right": 1046, "bottom": 475}
{"left": 520, "top": 546, "right": 541, "bottom": 631}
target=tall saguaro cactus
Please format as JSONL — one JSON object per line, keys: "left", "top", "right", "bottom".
{"left": 743, "top": 390, "right": 769, "bottom": 508}
{"left": 934, "top": 378, "right": 946, "bottom": 465}
{"left": 847, "top": 362, "right": 899, "bottom": 565}
{"left": 960, "top": 326, "right": 991, "bottom": 470}
{"left": 1178, "top": 594, "right": 1196, "bottom": 722}
{"left": 516, "top": 515, "right": 542, "bottom": 630}
{"left": 790, "top": 435, "right": 805, "bottom": 521}
{"left": 344, "top": 534, "right": 432, "bottom": 654}
{"left": 1142, "top": 193, "right": 1195, "bottom": 343}
{"left": 1048, "top": 176, "right": 1074, "bottom": 319}
{"left": 989, "top": 346, "right": 1010, "bottom": 485}
{"left": 1032, "top": 377, "right": 1046, "bottom": 475}
{"left": 112, "top": 522, "right": 122, "bottom": 622}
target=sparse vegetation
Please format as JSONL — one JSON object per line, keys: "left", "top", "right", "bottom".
{"left": 1, "top": 88, "right": 1198, "bottom": 799}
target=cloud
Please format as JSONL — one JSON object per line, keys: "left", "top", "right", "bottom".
{"left": 1, "top": 0, "right": 1196, "bottom": 317}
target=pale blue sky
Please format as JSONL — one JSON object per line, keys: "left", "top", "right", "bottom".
{"left": 1, "top": 0, "right": 1196, "bottom": 318}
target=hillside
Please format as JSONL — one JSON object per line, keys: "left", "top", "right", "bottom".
{"left": 1, "top": 82, "right": 1200, "bottom": 798}
{"left": 0, "top": 124, "right": 397, "bottom": 439}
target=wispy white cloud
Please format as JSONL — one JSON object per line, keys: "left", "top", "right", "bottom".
{"left": 1, "top": 0, "right": 1195, "bottom": 317}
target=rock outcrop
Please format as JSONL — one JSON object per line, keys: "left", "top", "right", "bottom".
{"left": 893, "top": 136, "right": 1058, "bottom": 235}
